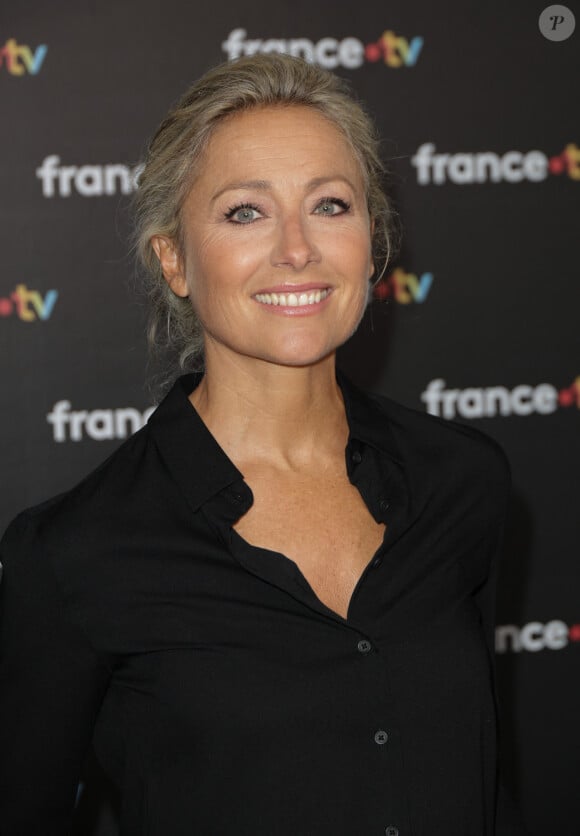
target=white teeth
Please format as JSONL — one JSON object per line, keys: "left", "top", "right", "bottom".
{"left": 254, "top": 288, "right": 330, "bottom": 306}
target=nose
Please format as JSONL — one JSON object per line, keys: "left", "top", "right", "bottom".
{"left": 270, "top": 213, "right": 321, "bottom": 271}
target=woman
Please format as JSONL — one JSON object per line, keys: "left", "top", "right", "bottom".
{"left": 0, "top": 55, "right": 524, "bottom": 835}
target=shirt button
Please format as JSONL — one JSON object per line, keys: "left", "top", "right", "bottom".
{"left": 351, "top": 450, "right": 362, "bottom": 464}
{"left": 385, "top": 827, "right": 399, "bottom": 836}
{"left": 374, "top": 730, "right": 389, "bottom": 745}
{"left": 357, "top": 639, "right": 372, "bottom": 654}
{"left": 371, "top": 555, "right": 383, "bottom": 569}
{"left": 379, "top": 498, "right": 390, "bottom": 512}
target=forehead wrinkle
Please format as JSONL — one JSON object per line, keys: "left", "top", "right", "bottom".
{"left": 210, "top": 174, "right": 361, "bottom": 206}
{"left": 305, "top": 174, "right": 359, "bottom": 193}
{"left": 210, "top": 180, "right": 270, "bottom": 204}
{"left": 189, "top": 107, "right": 367, "bottom": 211}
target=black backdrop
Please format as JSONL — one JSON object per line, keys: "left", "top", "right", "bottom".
{"left": 1, "top": 2, "right": 579, "bottom": 834}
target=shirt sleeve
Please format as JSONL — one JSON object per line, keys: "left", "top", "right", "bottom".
{"left": 471, "top": 461, "right": 529, "bottom": 836}
{"left": 0, "top": 513, "right": 112, "bottom": 836}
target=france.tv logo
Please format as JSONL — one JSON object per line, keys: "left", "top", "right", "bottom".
{"left": 374, "top": 268, "right": 434, "bottom": 304}
{"left": 0, "top": 285, "right": 58, "bottom": 321}
{"left": 421, "top": 377, "right": 580, "bottom": 419}
{"left": 0, "top": 39, "right": 47, "bottom": 75}
{"left": 222, "top": 29, "right": 423, "bottom": 69}
{"left": 411, "top": 143, "right": 580, "bottom": 185}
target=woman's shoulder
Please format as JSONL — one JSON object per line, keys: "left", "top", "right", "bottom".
{"left": 379, "top": 389, "right": 507, "bottom": 453}
{"left": 0, "top": 422, "right": 172, "bottom": 652}
{"left": 0, "top": 373, "right": 224, "bottom": 559}
{"left": 356, "top": 383, "right": 511, "bottom": 490}
{"left": 2, "top": 421, "right": 156, "bottom": 558}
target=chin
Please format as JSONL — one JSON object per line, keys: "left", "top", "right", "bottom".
{"left": 256, "top": 335, "right": 347, "bottom": 368}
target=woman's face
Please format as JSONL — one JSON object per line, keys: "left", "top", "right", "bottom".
{"left": 156, "top": 104, "right": 374, "bottom": 370}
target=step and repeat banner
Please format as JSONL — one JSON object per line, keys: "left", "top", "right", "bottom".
{"left": 1, "top": 2, "right": 578, "bottom": 834}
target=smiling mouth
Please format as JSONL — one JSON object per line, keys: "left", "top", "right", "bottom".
{"left": 254, "top": 288, "right": 331, "bottom": 307}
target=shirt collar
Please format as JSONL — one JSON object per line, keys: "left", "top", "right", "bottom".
{"left": 337, "top": 369, "right": 405, "bottom": 467}
{"left": 148, "top": 373, "right": 243, "bottom": 514}
{"left": 148, "top": 370, "right": 406, "bottom": 515}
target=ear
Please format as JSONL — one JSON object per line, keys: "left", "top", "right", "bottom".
{"left": 151, "top": 235, "right": 189, "bottom": 298}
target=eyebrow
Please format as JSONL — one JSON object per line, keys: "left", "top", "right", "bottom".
{"left": 210, "top": 175, "right": 358, "bottom": 204}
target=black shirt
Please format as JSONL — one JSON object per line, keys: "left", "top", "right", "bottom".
{"left": 0, "top": 373, "right": 523, "bottom": 835}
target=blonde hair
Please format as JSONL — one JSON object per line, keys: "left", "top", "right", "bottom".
{"left": 133, "top": 53, "right": 398, "bottom": 381}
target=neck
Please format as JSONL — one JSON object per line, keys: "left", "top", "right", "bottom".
{"left": 189, "top": 349, "right": 348, "bottom": 470}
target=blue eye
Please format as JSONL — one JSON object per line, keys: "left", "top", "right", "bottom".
{"left": 225, "top": 203, "right": 261, "bottom": 224}
{"left": 314, "top": 197, "right": 351, "bottom": 216}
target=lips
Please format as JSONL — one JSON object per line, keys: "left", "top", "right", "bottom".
{"left": 254, "top": 288, "right": 331, "bottom": 307}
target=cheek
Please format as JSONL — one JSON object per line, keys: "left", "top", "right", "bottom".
{"left": 331, "top": 219, "right": 372, "bottom": 259}
{"left": 338, "top": 228, "right": 374, "bottom": 284}
{"left": 343, "top": 231, "right": 374, "bottom": 316}
{"left": 190, "top": 233, "right": 261, "bottom": 296}
{"left": 346, "top": 282, "right": 372, "bottom": 342}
